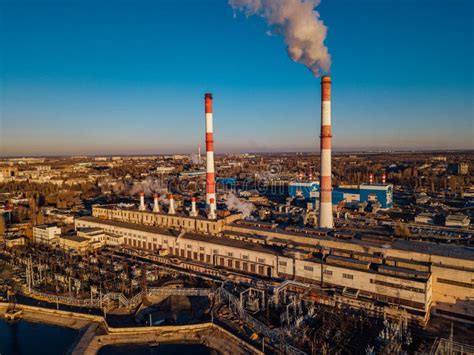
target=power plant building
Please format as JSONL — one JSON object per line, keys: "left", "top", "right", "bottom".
{"left": 75, "top": 204, "right": 474, "bottom": 326}
{"left": 69, "top": 79, "right": 470, "bottom": 330}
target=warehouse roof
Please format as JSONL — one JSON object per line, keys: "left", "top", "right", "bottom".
{"left": 392, "top": 240, "right": 474, "bottom": 262}
{"left": 77, "top": 216, "right": 281, "bottom": 255}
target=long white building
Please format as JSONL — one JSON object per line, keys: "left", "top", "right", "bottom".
{"left": 75, "top": 204, "right": 474, "bottom": 326}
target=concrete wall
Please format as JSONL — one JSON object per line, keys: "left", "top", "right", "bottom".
{"left": 0, "top": 303, "right": 262, "bottom": 355}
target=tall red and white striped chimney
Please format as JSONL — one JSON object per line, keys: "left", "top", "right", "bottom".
{"left": 319, "top": 76, "right": 333, "bottom": 229}
{"left": 205, "top": 93, "right": 217, "bottom": 220}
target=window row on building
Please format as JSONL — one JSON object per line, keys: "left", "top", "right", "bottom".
{"left": 437, "top": 278, "right": 473, "bottom": 289}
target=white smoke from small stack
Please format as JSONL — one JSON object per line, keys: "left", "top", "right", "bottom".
{"left": 159, "top": 194, "right": 170, "bottom": 206}
{"left": 225, "top": 193, "right": 255, "bottom": 218}
{"left": 229, "top": 0, "right": 331, "bottom": 76}
{"left": 130, "top": 177, "right": 164, "bottom": 196}
{"left": 190, "top": 154, "right": 201, "bottom": 165}
{"left": 111, "top": 181, "right": 126, "bottom": 194}
{"left": 100, "top": 180, "right": 128, "bottom": 195}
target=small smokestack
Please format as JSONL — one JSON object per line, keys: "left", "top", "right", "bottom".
{"left": 190, "top": 197, "right": 198, "bottom": 217}
{"left": 369, "top": 174, "right": 374, "bottom": 184}
{"left": 208, "top": 197, "right": 216, "bottom": 220}
{"left": 382, "top": 173, "right": 386, "bottom": 185}
{"left": 198, "top": 146, "right": 201, "bottom": 165}
{"left": 205, "top": 93, "right": 217, "bottom": 219}
{"left": 319, "top": 76, "right": 333, "bottom": 229}
{"left": 153, "top": 194, "right": 160, "bottom": 213}
{"left": 139, "top": 192, "right": 146, "bottom": 211}
{"left": 168, "top": 194, "right": 176, "bottom": 215}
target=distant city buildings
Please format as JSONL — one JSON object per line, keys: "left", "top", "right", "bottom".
{"left": 448, "top": 163, "right": 469, "bottom": 175}
{"left": 156, "top": 166, "right": 175, "bottom": 174}
{"left": 0, "top": 151, "right": 472, "bottom": 330}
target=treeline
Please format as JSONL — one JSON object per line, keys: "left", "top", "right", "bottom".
{"left": 0, "top": 181, "right": 101, "bottom": 224}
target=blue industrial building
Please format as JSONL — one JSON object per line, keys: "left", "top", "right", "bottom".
{"left": 216, "top": 177, "right": 237, "bottom": 185}
{"left": 358, "top": 184, "right": 393, "bottom": 209}
{"left": 288, "top": 181, "right": 393, "bottom": 209}
{"left": 288, "top": 181, "right": 320, "bottom": 200}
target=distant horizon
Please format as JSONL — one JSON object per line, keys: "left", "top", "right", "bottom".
{"left": 2, "top": 148, "right": 473, "bottom": 160}
{"left": 1, "top": 0, "right": 473, "bottom": 156}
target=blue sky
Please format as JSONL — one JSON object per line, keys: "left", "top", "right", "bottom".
{"left": 1, "top": 0, "right": 473, "bottom": 156}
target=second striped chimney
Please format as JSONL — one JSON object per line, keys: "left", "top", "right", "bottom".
{"left": 319, "top": 76, "right": 333, "bottom": 229}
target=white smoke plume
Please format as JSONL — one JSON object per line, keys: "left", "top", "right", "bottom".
{"left": 159, "top": 194, "right": 170, "bottom": 206}
{"left": 100, "top": 180, "right": 128, "bottom": 194}
{"left": 130, "top": 177, "right": 165, "bottom": 196}
{"left": 189, "top": 153, "right": 201, "bottom": 165}
{"left": 112, "top": 181, "right": 127, "bottom": 194}
{"left": 229, "top": 0, "right": 331, "bottom": 76}
{"left": 225, "top": 193, "right": 255, "bottom": 218}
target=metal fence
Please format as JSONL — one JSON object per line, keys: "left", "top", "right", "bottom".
{"left": 22, "top": 286, "right": 213, "bottom": 309}
{"left": 430, "top": 338, "right": 474, "bottom": 355}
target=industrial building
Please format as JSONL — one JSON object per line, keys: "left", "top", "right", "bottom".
{"left": 288, "top": 181, "right": 320, "bottom": 200}
{"left": 33, "top": 224, "right": 61, "bottom": 245}
{"left": 445, "top": 214, "right": 471, "bottom": 228}
{"left": 76, "top": 203, "right": 473, "bottom": 325}
{"left": 288, "top": 181, "right": 394, "bottom": 209}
